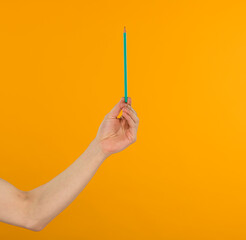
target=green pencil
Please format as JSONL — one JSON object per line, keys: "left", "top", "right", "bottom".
{"left": 123, "top": 26, "right": 128, "bottom": 103}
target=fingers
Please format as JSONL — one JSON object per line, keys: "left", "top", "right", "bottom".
{"left": 123, "top": 105, "right": 138, "bottom": 124}
{"left": 122, "top": 105, "right": 139, "bottom": 126}
{"left": 107, "top": 97, "right": 126, "bottom": 118}
{"left": 127, "top": 104, "right": 137, "bottom": 117}
{"left": 127, "top": 97, "right": 132, "bottom": 106}
{"left": 122, "top": 110, "right": 135, "bottom": 129}
{"left": 107, "top": 96, "right": 134, "bottom": 120}
{"left": 123, "top": 97, "right": 132, "bottom": 105}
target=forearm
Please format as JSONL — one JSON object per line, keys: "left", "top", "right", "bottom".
{"left": 26, "top": 139, "right": 108, "bottom": 231}
{"left": 0, "top": 97, "right": 138, "bottom": 232}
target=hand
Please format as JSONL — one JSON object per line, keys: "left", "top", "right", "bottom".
{"left": 94, "top": 97, "right": 139, "bottom": 157}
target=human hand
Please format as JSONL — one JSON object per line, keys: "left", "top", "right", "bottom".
{"left": 94, "top": 97, "right": 139, "bottom": 158}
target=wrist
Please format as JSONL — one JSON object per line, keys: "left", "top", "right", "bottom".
{"left": 88, "top": 138, "right": 110, "bottom": 161}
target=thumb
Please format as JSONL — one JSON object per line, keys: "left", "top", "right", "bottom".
{"left": 107, "top": 97, "right": 126, "bottom": 118}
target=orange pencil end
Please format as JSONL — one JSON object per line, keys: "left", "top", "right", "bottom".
{"left": 124, "top": 26, "right": 126, "bottom": 33}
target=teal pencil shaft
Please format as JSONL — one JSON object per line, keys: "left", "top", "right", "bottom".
{"left": 123, "top": 31, "right": 127, "bottom": 103}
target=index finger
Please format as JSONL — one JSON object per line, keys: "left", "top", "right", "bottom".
{"left": 126, "top": 97, "right": 132, "bottom": 106}
{"left": 107, "top": 97, "right": 127, "bottom": 118}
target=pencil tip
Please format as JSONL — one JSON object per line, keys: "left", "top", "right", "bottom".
{"left": 124, "top": 26, "right": 126, "bottom": 33}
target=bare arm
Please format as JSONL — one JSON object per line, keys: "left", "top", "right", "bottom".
{"left": 0, "top": 97, "right": 139, "bottom": 231}
{"left": 0, "top": 178, "right": 31, "bottom": 229}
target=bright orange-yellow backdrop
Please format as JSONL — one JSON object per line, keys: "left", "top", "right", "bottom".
{"left": 1, "top": 1, "right": 246, "bottom": 239}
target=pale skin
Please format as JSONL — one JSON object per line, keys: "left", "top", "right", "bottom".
{"left": 0, "top": 97, "right": 139, "bottom": 231}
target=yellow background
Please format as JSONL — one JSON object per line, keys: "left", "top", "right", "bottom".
{"left": 0, "top": 0, "right": 246, "bottom": 239}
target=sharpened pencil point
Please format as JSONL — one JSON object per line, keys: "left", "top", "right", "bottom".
{"left": 124, "top": 26, "right": 126, "bottom": 33}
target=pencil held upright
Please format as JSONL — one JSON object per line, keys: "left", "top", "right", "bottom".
{"left": 123, "top": 26, "right": 128, "bottom": 103}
